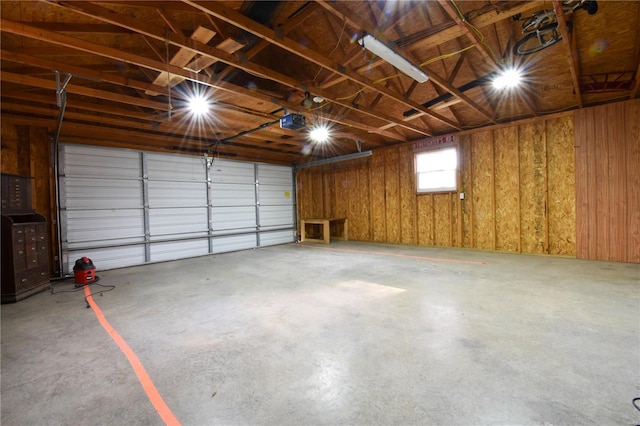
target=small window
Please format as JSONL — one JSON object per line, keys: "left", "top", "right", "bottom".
{"left": 415, "top": 146, "right": 457, "bottom": 193}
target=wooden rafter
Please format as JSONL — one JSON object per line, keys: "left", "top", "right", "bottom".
{"left": 178, "top": 0, "right": 458, "bottom": 132}
{"left": 317, "top": 1, "right": 542, "bottom": 90}
{"left": 436, "top": 0, "right": 498, "bottom": 68}
{"left": 316, "top": 0, "right": 494, "bottom": 124}
{"left": 552, "top": 0, "right": 583, "bottom": 108}
{"left": 44, "top": 1, "right": 426, "bottom": 138}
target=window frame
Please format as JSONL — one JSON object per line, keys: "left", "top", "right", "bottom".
{"left": 414, "top": 143, "right": 458, "bottom": 194}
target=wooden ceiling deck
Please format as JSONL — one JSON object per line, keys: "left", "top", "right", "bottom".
{"left": 1, "top": 1, "right": 639, "bottom": 165}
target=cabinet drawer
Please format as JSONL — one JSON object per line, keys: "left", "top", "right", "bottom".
{"left": 15, "top": 271, "right": 31, "bottom": 292}
{"left": 12, "top": 227, "right": 25, "bottom": 244}
{"left": 15, "top": 268, "right": 49, "bottom": 292}
{"left": 13, "top": 257, "right": 27, "bottom": 273}
{"left": 26, "top": 255, "right": 40, "bottom": 268}
{"left": 26, "top": 242, "right": 38, "bottom": 255}
{"left": 24, "top": 225, "right": 37, "bottom": 235}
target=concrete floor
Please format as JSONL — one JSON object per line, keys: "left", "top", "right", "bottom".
{"left": 1, "top": 241, "right": 639, "bottom": 425}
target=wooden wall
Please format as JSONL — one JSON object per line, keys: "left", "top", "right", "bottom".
{"left": 298, "top": 113, "right": 578, "bottom": 257}
{"left": 574, "top": 99, "right": 640, "bottom": 263}
{"left": 1, "top": 121, "right": 57, "bottom": 272}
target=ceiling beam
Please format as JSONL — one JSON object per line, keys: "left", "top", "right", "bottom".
{"left": 2, "top": 91, "right": 166, "bottom": 122}
{"left": 42, "top": 2, "right": 422, "bottom": 138}
{"left": 552, "top": 0, "right": 583, "bottom": 108}
{"left": 1, "top": 71, "right": 171, "bottom": 111}
{"left": 317, "top": 1, "right": 542, "bottom": 90}
{"left": 316, "top": 0, "right": 496, "bottom": 125}
{"left": 215, "top": 2, "right": 319, "bottom": 82}
{"left": 436, "top": 0, "right": 499, "bottom": 68}
{"left": 178, "top": 0, "right": 458, "bottom": 132}
{"left": 0, "top": 49, "right": 170, "bottom": 97}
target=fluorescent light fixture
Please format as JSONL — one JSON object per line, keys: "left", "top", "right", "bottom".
{"left": 358, "top": 33, "right": 429, "bottom": 83}
{"left": 493, "top": 68, "right": 522, "bottom": 90}
{"left": 295, "top": 150, "right": 373, "bottom": 169}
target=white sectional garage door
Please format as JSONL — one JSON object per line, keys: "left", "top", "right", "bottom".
{"left": 59, "top": 144, "right": 295, "bottom": 274}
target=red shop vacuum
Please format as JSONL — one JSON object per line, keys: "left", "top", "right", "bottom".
{"left": 73, "top": 257, "right": 97, "bottom": 286}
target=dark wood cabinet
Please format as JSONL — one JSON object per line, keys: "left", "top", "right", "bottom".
{"left": 1, "top": 174, "right": 49, "bottom": 303}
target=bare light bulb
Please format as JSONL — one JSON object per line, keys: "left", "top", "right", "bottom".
{"left": 493, "top": 68, "right": 522, "bottom": 90}
{"left": 310, "top": 126, "right": 329, "bottom": 143}
{"left": 189, "top": 95, "right": 210, "bottom": 115}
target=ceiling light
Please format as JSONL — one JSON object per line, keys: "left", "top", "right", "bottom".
{"left": 309, "top": 126, "right": 329, "bottom": 143}
{"left": 493, "top": 68, "right": 522, "bottom": 90}
{"left": 189, "top": 95, "right": 210, "bottom": 115}
{"left": 357, "top": 33, "right": 429, "bottom": 83}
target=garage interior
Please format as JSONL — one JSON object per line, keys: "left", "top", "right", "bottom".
{"left": 1, "top": 0, "right": 639, "bottom": 425}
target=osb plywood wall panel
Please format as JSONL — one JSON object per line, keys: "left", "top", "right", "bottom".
{"left": 470, "top": 131, "right": 494, "bottom": 250}
{"left": 459, "top": 135, "right": 473, "bottom": 248}
{"left": 358, "top": 164, "right": 372, "bottom": 241}
{"left": 310, "top": 171, "right": 325, "bottom": 219}
{"left": 416, "top": 194, "right": 433, "bottom": 246}
{"left": 398, "top": 146, "right": 416, "bottom": 245}
{"left": 297, "top": 170, "right": 311, "bottom": 219}
{"left": 519, "top": 122, "right": 547, "bottom": 254}
{"left": 434, "top": 194, "right": 451, "bottom": 246}
{"left": 384, "top": 149, "right": 401, "bottom": 243}
{"left": 575, "top": 99, "right": 640, "bottom": 263}
{"left": 493, "top": 126, "right": 520, "bottom": 252}
{"left": 546, "top": 116, "right": 575, "bottom": 255}
{"left": 297, "top": 111, "right": 583, "bottom": 258}
{"left": 334, "top": 168, "right": 348, "bottom": 219}
{"left": 323, "top": 171, "right": 334, "bottom": 218}
{"left": 370, "top": 152, "right": 386, "bottom": 242}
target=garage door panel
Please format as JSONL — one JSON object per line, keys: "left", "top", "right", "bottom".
{"left": 260, "top": 230, "right": 295, "bottom": 246}
{"left": 60, "top": 146, "right": 141, "bottom": 179}
{"left": 63, "top": 209, "right": 144, "bottom": 247}
{"left": 259, "top": 205, "right": 293, "bottom": 227}
{"left": 259, "top": 185, "right": 294, "bottom": 206}
{"left": 150, "top": 239, "right": 209, "bottom": 262}
{"left": 211, "top": 234, "right": 257, "bottom": 253}
{"left": 149, "top": 207, "right": 209, "bottom": 237}
{"left": 60, "top": 144, "right": 294, "bottom": 272}
{"left": 257, "top": 164, "right": 292, "bottom": 186}
{"left": 146, "top": 153, "right": 206, "bottom": 182}
{"left": 61, "top": 177, "right": 143, "bottom": 209}
{"left": 211, "top": 206, "right": 256, "bottom": 231}
{"left": 210, "top": 159, "right": 255, "bottom": 184}
{"left": 66, "top": 245, "right": 145, "bottom": 272}
{"left": 210, "top": 183, "right": 255, "bottom": 206}
{"left": 148, "top": 181, "right": 207, "bottom": 208}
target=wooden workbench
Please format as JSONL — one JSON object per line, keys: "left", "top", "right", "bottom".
{"left": 300, "top": 218, "right": 348, "bottom": 244}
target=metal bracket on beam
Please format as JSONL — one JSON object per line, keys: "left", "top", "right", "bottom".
{"left": 55, "top": 70, "right": 72, "bottom": 108}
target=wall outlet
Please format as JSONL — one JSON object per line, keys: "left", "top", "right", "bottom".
{"left": 459, "top": 192, "right": 465, "bottom": 200}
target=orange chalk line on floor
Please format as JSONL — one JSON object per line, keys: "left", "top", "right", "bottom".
{"left": 292, "top": 243, "right": 488, "bottom": 265}
{"left": 83, "top": 285, "right": 181, "bottom": 426}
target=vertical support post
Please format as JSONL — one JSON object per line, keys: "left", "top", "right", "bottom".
{"left": 141, "top": 152, "right": 151, "bottom": 262}
{"left": 205, "top": 155, "right": 213, "bottom": 253}
{"left": 292, "top": 167, "right": 299, "bottom": 242}
{"left": 254, "top": 163, "right": 261, "bottom": 247}
{"left": 516, "top": 125, "right": 522, "bottom": 253}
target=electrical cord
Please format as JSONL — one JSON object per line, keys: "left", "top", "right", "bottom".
{"left": 50, "top": 276, "right": 115, "bottom": 308}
